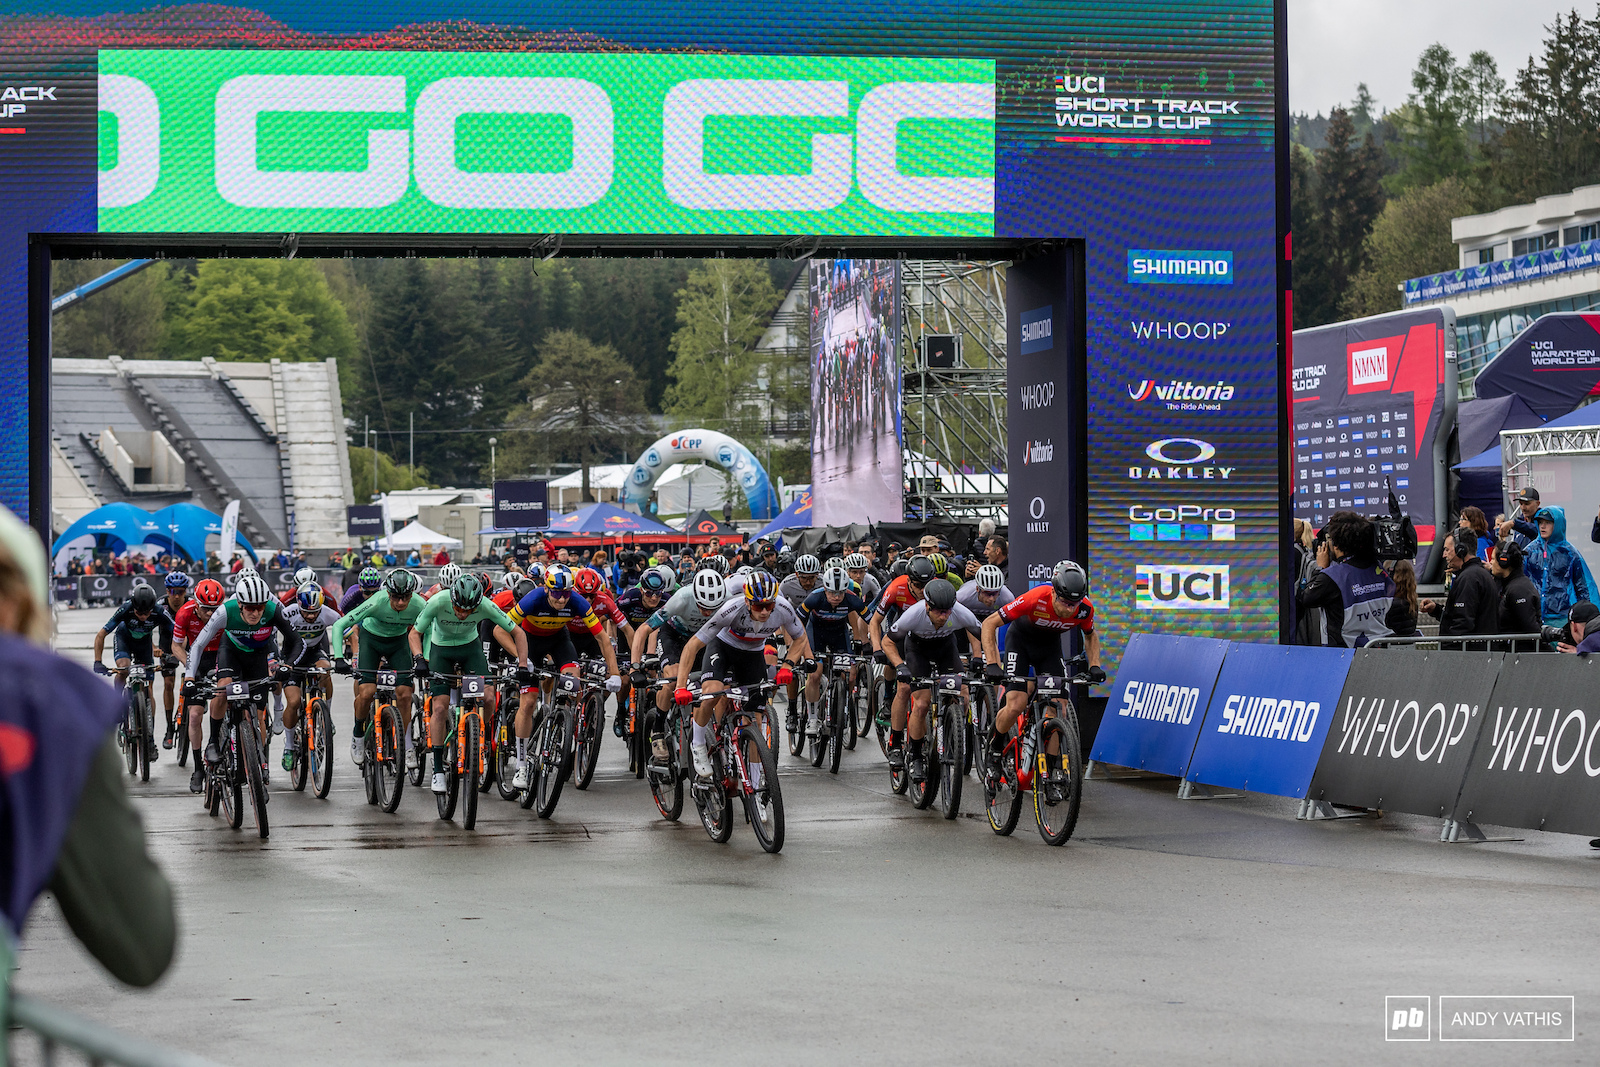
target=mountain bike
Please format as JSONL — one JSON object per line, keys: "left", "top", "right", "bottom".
{"left": 173, "top": 698, "right": 191, "bottom": 768}
{"left": 429, "top": 672, "right": 491, "bottom": 829}
{"left": 690, "top": 678, "right": 784, "bottom": 853}
{"left": 865, "top": 660, "right": 895, "bottom": 756}
{"left": 981, "top": 666, "right": 1087, "bottom": 845}
{"left": 118, "top": 661, "right": 158, "bottom": 783}
{"left": 572, "top": 657, "right": 611, "bottom": 791}
{"left": 812, "top": 652, "right": 864, "bottom": 774}
{"left": 965, "top": 656, "right": 996, "bottom": 778}
{"left": 353, "top": 668, "right": 404, "bottom": 813}
{"left": 887, "top": 671, "right": 966, "bottom": 816}
{"left": 519, "top": 668, "right": 581, "bottom": 819}
{"left": 206, "top": 677, "right": 272, "bottom": 839}
{"left": 491, "top": 664, "right": 524, "bottom": 802}
{"left": 645, "top": 674, "right": 691, "bottom": 822}
{"left": 284, "top": 666, "right": 335, "bottom": 801}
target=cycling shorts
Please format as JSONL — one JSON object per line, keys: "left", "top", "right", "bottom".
{"left": 808, "top": 624, "right": 852, "bottom": 655}
{"left": 526, "top": 630, "right": 578, "bottom": 672}
{"left": 356, "top": 629, "right": 414, "bottom": 687}
{"left": 702, "top": 635, "right": 768, "bottom": 688}
{"left": 185, "top": 649, "right": 219, "bottom": 701}
{"left": 114, "top": 629, "right": 154, "bottom": 666}
{"left": 428, "top": 639, "right": 490, "bottom": 697}
{"left": 571, "top": 628, "right": 604, "bottom": 663}
{"left": 1002, "top": 624, "right": 1065, "bottom": 694}
{"left": 658, "top": 630, "right": 704, "bottom": 674}
{"left": 902, "top": 634, "right": 962, "bottom": 686}
{"left": 217, "top": 643, "right": 271, "bottom": 686}
{"left": 288, "top": 633, "right": 330, "bottom": 668}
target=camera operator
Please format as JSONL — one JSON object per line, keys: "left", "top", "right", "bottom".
{"left": 1295, "top": 511, "right": 1394, "bottom": 647}
{"left": 1488, "top": 538, "right": 1541, "bottom": 636}
{"left": 1546, "top": 601, "right": 1600, "bottom": 656}
{"left": 1420, "top": 528, "right": 1499, "bottom": 639}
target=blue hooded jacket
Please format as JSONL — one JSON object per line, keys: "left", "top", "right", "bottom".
{"left": 1525, "top": 506, "right": 1596, "bottom": 626}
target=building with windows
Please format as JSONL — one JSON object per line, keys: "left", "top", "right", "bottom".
{"left": 1403, "top": 184, "right": 1600, "bottom": 391}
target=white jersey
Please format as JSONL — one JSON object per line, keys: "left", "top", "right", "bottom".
{"left": 778, "top": 574, "right": 819, "bottom": 609}
{"left": 888, "top": 601, "right": 982, "bottom": 642}
{"left": 955, "top": 580, "right": 1014, "bottom": 621}
{"left": 695, "top": 597, "right": 805, "bottom": 652}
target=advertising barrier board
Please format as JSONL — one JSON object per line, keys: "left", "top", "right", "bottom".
{"left": 1305, "top": 649, "right": 1502, "bottom": 818}
{"left": 1452, "top": 653, "right": 1600, "bottom": 837}
{"left": 347, "top": 505, "right": 385, "bottom": 538}
{"left": 1090, "top": 631, "right": 1227, "bottom": 777}
{"left": 1185, "top": 643, "right": 1354, "bottom": 797}
{"left": 493, "top": 480, "right": 549, "bottom": 531}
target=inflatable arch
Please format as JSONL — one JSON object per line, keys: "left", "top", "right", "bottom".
{"left": 623, "top": 429, "right": 780, "bottom": 521}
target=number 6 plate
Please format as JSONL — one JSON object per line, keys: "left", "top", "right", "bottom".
{"left": 462, "top": 675, "right": 485, "bottom": 697}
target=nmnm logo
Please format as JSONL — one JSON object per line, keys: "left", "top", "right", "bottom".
{"left": 1386, "top": 996, "right": 1431, "bottom": 1042}
{"left": 1020, "top": 305, "right": 1053, "bottom": 355}
{"left": 1134, "top": 565, "right": 1229, "bottom": 609}
{"left": 1127, "top": 250, "right": 1234, "bottom": 285}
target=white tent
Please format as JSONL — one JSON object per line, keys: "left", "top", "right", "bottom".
{"left": 372, "top": 520, "right": 462, "bottom": 549}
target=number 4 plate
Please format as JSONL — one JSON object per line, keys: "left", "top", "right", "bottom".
{"left": 1036, "top": 675, "right": 1065, "bottom": 694}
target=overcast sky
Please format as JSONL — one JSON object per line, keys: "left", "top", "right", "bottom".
{"left": 1288, "top": 0, "right": 1581, "bottom": 116}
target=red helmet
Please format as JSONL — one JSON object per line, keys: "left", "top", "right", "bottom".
{"left": 574, "top": 567, "right": 605, "bottom": 597}
{"left": 194, "top": 578, "right": 225, "bottom": 607}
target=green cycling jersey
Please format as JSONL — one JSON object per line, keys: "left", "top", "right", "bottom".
{"left": 413, "top": 593, "right": 517, "bottom": 648}
{"left": 330, "top": 590, "right": 425, "bottom": 647}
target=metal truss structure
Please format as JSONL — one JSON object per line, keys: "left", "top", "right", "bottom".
{"left": 1501, "top": 419, "right": 1600, "bottom": 502}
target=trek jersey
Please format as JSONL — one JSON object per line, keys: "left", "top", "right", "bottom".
{"left": 888, "top": 601, "right": 983, "bottom": 642}
{"left": 997, "top": 586, "right": 1095, "bottom": 635}
{"left": 955, "top": 580, "right": 1015, "bottom": 621}
{"left": 694, "top": 597, "right": 805, "bottom": 651}
{"left": 647, "top": 588, "right": 715, "bottom": 640}
{"left": 510, "top": 588, "right": 604, "bottom": 638}
{"left": 799, "top": 588, "right": 868, "bottom": 637}
{"left": 101, "top": 599, "right": 175, "bottom": 651}
{"left": 872, "top": 574, "right": 924, "bottom": 618}
{"left": 414, "top": 594, "right": 518, "bottom": 649}
{"left": 338, "top": 584, "right": 378, "bottom": 614}
{"left": 778, "top": 574, "right": 819, "bottom": 610}
{"left": 330, "top": 591, "right": 426, "bottom": 646}
{"left": 191, "top": 597, "right": 304, "bottom": 657}
{"left": 172, "top": 601, "right": 221, "bottom": 653}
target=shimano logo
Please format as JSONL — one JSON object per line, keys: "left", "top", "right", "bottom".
{"left": 1127, "top": 250, "right": 1234, "bottom": 285}
{"left": 1215, "top": 694, "right": 1321, "bottom": 742}
{"left": 1020, "top": 305, "right": 1053, "bottom": 354}
{"left": 1018, "top": 381, "right": 1055, "bottom": 409}
{"left": 1118, "top": 680, "right": 1200, "bottom": 724}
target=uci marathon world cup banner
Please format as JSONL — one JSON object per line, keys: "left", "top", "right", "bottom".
{"left": 2, "top": 1, "right": 1284, "bottom": 668}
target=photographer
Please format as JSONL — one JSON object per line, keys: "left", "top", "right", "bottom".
{"left": 1551, "top": 601, "right": 1600, "bottom": 656}
{"left": 1420, "top": 528, "right": 1499, "bottom": 638}
{"left": 1488, "top": 538, "right": 1541, "bottom": 635}
{"left": 1295, "top": 511, "right": 1394, "bottom": 647}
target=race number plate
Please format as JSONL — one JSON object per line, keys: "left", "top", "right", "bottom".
{"left": 833, "top": 655, "right": 854, "bottom": 670}
{"left": 936, "top": 673, "right": 964, "bottom": 694}
{"left": 226, "top": 680, "right": 248, "bottom": 699}
{"left": 558, "top": 675, "right": 582, "bottom": 693}
{"left": 375, "top": 670, "right": 398, "bottom": 687}
{"left": 1036, "top": 675, "right": 1065, "bottom": 695}
{"left": 462, "top": 675, "right": 485, "bottom": 697}
{"left": 725, "top": 686, "right": 748, "bottom": 704}
{"left": 128, "top": 666, "right": 147, "bottom": 683}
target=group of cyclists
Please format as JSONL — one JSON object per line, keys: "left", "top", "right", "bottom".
{"left": 90, "top": 537, "right": 1107, "bottom": 839}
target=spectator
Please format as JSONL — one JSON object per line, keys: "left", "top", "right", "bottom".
{"left": 432, "top": 548, "right": 450, "bottom": 566}
{"left": 405, "top": 549, "right": 421, "bottom": 567}
{"left": 383, "top": 549, "right": 397, "bottom": 567}
{"left": 1459, "top": 506, "right": 1493, "bottom": 559}
{"left": 1489, "top": 538, "right": 1541, "bottom": 636}
{"left": 918, "top": 534, "right": 939, "bottom": 555}
{"left": 985, "top": 536, "right": 1009, "bottom": 582}
{"left": 1559, "top": 602, "right": 1600, "bottom": 656}
{"left": 885, "top": 542, "right": 902, "bottom": 566}
{"left": 1497, "top": 487, "right": 1541, "bottom": 547}
{"left": 1421, "top": 528, "right": 1499, "bottom": 638}
{"left": 1526, "top": 506, "right": 1596, "bottom": 627}
{"left": 1383, "top": 558, "right": 1420, "bottom": 637}
{"left": 977, "top": 517, "right": 996, "bottom": 541}
{"left": 1296, "top": 511, "right": 1394, "bottom": 647}
{"left": 0, "top": 505, "right": 176, "bottom": 987}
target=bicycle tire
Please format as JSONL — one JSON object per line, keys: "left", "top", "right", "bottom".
{"left": 889, "top": 748, "right": 910, "bottom": 795}
{"left": 362, "top": 715, "right": 380, "bottom": 806}
{"left": 376, "top": 705, "right": 405, "bottom": 814}
{"left": 495, "top": 711, "right": 521, "bottom": 801}
{"left": 176, "top": 706, "right": 191, "bottom": 768}
{"left": 289, "top": 703, "right": 310, "bottom": 792}
{"left": 407, "top": 706, "right": 427, "bottom": 788}
{"left": 843, "top": 677, "right": 859, "bottom": 751}
{"left": 1034, "top": 714, "right": 1084, "bottom": 846}
{"left": 694, "top": 751, "right": 734, "bottom": 844}
{"left": 532, "top": 705, "right": 569, "bottom": 818}
{"left": 240, "top": 722, "right": 269, "bottom": 839}
{"left": 739, "top": 724, "right": 784, "bottom": 854}
{"left": 874, "top": 678, "right": 895, "bottom": 756}
{"left": 911, "top": 734, "right": 939, "bottom": 810}
{"left": 629, "top": 692, "right": 647, "bottom": 780}
{"left": 312, "top": 701, "right": 334, "bottom": 799}
{"left": 808, "top": 686, "right": 827, "bottom": 768}
{"left": 120, "top": 691, "right": 138, "bottom": 776}
{"left": 984, "top": 734, "right": 1023, "bottom": 836}
{"left": 461, "top": 713, "right": 481, "bottom": 830}
{"left": 518, "top": 711, "right": 546, "bottom": 811}
{"left": 222, "top": 735, "right": 243, "bottom": 830}
{"left": 574, "top": 694, "right": 602, "bottom": 791}
{"left": 135, "top": 689, "right": 152, "bottom": 783}
{"left": 787, "top": 694, "right": 808, "bottom": 758}
{"left": 966, "top": 685, "right": 993, "bottom": 777}
{"left": 938, "top": 696, "right": 965, "bottom": 820}
{"left": 860, "top": 673, "right": 880, "bottom": 738}
{"left": 827, "top": 675, "right": 847, "bottom": 774}
{"left": 648, "top": 714, "right": 683, "bottom": 821}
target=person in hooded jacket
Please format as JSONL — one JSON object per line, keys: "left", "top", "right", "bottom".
{"left": 1489, "top": 538, "right": 1542, "bottom": 637}
{"left": 1524, "top": 505, "right": 1596, "bottom": 627}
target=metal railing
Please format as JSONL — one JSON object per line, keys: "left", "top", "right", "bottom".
{"left": 1366, "top": 632, "right": 1550, "bottom": 653}
{"left": 8, "top": 993, "right": 223, "bottom": 1067}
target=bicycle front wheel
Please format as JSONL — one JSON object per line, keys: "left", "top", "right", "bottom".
{"left": 984, "top": 735, "right": 1023, "bottom": 836}
{"left": 436, "top": 733, "right": 459, "bottom": 821}
{"left": 1034, "top": 713, "right": 1084, "bottom": 846}
{"left": 495, "top": 713, "right": 521, "bottom": 802}
{"left": 694, "top": 750, "right": 734, "bottom": 844}
{"left": 843, "top": 676, "right": 860, "bottom": 751}
{"left": 136, "top": 689, "right": 152, "bottom": 783}
{"left": 176, "top": 707, "right": 191, "bottom": 768}
{"left": 574, "top": 694, "right": 602, "bottom": 791}
{"left": 461, "top": 714, "right": 481, "bottom": 830}
{"left": 938, "top": 696, "right": 965, "bottom": 820}
{"left": 531, "top": 705, "right": 570, "bottom": 819}
{"left": 312, "top": 700, "right": 334, "bottom": 800}
{"left": 407, "top": 706, "right": 427, "bottom": 788}
{"left": 289, "top": 702, "right": 310, "bottom": 792}
{"left": 376, "top": 704, "right": 405, "bottom": 814}
{"left": 826, "top": 675, "right": 847, "bottom": 774}
{"left": 239, "top": 722, "right": 269, "bottom": 839}
{"left": 738, "top": 724, "right": 784, "bottom": 854}
{"left": 648, "top": 714, "right": 683, "bottom": 821}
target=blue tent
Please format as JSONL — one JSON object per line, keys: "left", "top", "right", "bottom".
{"left": 1451, "top": 403, "right": 1600, "bottom": 517}
{"left": 754, "top": 491, "right": 812, "bottom": 539}
{"left": 52, "top": 502, "right": 254, "bottom": 562}
{"left": 147, "top": 503, "right": 256, "bottom": 562}
{"left": 545, "top": 501, "right": 677, "bottom": 534}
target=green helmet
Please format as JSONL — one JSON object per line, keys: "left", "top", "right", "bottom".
{"left": 384, "top": 569, "right": 419, "bottom": 597}
{"left": 450, "top": 574, "right": 483, "bottom": 610}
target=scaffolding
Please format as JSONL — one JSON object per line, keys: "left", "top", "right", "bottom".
{"left": 898, "top": 260, "right": 1009, "bottom": 521}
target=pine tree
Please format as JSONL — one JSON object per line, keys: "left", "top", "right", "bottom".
{"left": 1493, "top": 10, "right": 1600, "bottom": 202}
{"left": 662, "top": 260, "right": 781, "bottom": 439}
{"left": 1390, "top": 44, "right": 1473, "bottom": 192}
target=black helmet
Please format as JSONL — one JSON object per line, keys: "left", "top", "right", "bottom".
{"left": 1052, "top": 560, "right": 1088, "bottom": 601}
{"left": 923, "top": 578, "right": 957, "bottom": 611}
{"left": 130, "top": 584, "right": 158, "bottom": 612}
{"left": 906, "top": 556, "right": 936, "bottom": 586}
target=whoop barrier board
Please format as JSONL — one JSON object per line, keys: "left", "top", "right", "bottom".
{"left": 1452, "top": 654, "right": 1600, "bottom": 838}
{"left": 1184, "top": 643, "right": 1352, "bottom": 798}
{"left": 1091, "top": 631, "right": 1227, "bottom": 777}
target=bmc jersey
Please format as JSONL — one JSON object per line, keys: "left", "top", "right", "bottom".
{"left": 511, "top": 588, "right": 604, "bottom": 638}
{"left": 997, "top": 586, "right": 1095, "bottom": 634}
{"left": 173, "top": 601, "right": 221, "bottom": 653}
{"left": 872, "top": 574, "right": 924, "bottom": 617}
{"left": 694, "top": 597, "right": 805, "bottom": 651}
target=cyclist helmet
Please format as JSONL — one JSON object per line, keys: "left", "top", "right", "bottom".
{"left": 450, "top": 574, "right": 483, "bottom": 610}
{"left": 383, "top": 569, "right": 419, "bottom": 597}
{"left": 513, "top": 577, "right": 536, "bottom": 602}
{"left": 524, "top": 561, "right": 545, "bottom": 586}
{"left": 701, "top": 555, "right": 730, "bottom": 576}
{"left": 923, "top": 578, "right": 957, "bottom": 612}
{"left": 796, "top": 554, "right": 822, "bottom": 575}
{"left": 438, "top": 562, "right": 462, "bottom": 588}
{"left": 889, "top": 559, "right": 908, "bottom": 580}
{"left": 130, "top": 584, "right": 158, "bottom": 613}
{"left": 545, "top": 564, "right": 575, "bottom": 593}
{"left": 1052, "top": 560, "right": 1088, "bottom": 602}
{"left": 652, "top": 563, "right": 679, "bottom": 592}
{"left": 844, "top": 553, "right": 868, "bottom": 571}
{"left": 499, "top": 570, "right": 521, "bottom": 592}
{"left": 476, "top": 570, "right": 494, "bottom": 595}
{"left": 926, "top": 552, "right": 949, "bottom": 579}
{"left": 822, "top": 567, "right": 852, "bottom": 593}
{"left": 693, "top": 568, "right": 729, "bottom": 611}
{"left": 293, "top": 565, "right": 316, "bottom": 586}
{"left": 906, "top": 556, "right": 936, "bottom": 586}
{"left": 574, "top": 567, "right": 605, "bottom": 597}
{"left": 194, "top": 578, "right": 226, "bottom": 607}
{"left": 736, "top": 565, "right": 754, "bottom": 577}
{"left": 164, "top": 571, "right": 191, "bottom": 591}
{"left": 823, "top": 556, "right": 845, "bottom": 573}
{"left": 296, "top": 582, "right": 323, "bottom": 611}
{"left": 743, "top": 571, "right": 779, "bottom": 609}
{"left": 235, "top": 574, "right": 270, "bottom": 607}
{"left": 976, "top": 564, "right": 1006, "bottom": 593}
{"left": 639, "top": 569, "right": 669, "bottom": 596}
{"left": 358, "top": 566, "right": 382, "bottom": 591}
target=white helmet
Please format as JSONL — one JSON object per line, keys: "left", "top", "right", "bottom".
{"left": 235, "top": 574, "right": 270, "bottom": 606}
{"left": 293, "top": 565, "right": 316, "bottom": 585}
{"left": 822, "top": 567, "right": 852, "bottom": 593}
{"left": 844, "top": 553, "right": 868, "bottom": 571}
{"left": 976, "top": 564, "right": 1006, "bottom": 592}
{"left": 653, "top": 563, "right": 679, "bottom": 592}
{"left": 736, "top": 565, "right": 753, "bottom": 576}
{"left": 500, "top": 571, "right": 521, "bottom": 591}
{"left": 795, "top": 554, "right": 821, "bottom": 575}
{"left": 438, "top": 563, "right": 462, "bottom": 588}
{"left": 693, "top": 568, "right": 729, "bottom": 611}
{"left": 823, "top": 557, "right": 846, "bottom": 573}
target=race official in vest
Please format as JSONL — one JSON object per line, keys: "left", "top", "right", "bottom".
{"left": 1421, "top": 528, "right": 1499, "bottom": 639}
{"left": 1488, "top": 537, "right": 1541, "bottom": 636}
{"left": 1294, "top": 511, "right": 1394, "bottom": 647}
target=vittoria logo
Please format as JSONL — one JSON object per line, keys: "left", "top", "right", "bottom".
{"left": 1021, "top": 439, "right": 1053, "bottom": 465}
